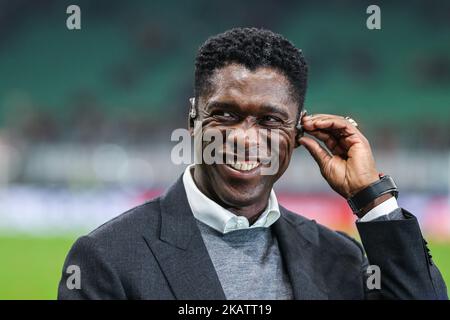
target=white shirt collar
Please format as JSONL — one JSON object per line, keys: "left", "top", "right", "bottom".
{"left": 182, "top": 164, "right": 281, "bottom": 234}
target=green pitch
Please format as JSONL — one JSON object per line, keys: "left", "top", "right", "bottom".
{"left": 0, "top": 236, "right": 449, "bottom": 299}
{"left": 0, "top": 236, "right": 76, "bottom": 300}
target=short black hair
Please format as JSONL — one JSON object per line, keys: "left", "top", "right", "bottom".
{"left": 194, "top": 27, "right": 308, "bottom": 115}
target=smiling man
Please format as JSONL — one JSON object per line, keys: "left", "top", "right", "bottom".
{"left": 58, "top": 27, "right": 447, "bottom": 300}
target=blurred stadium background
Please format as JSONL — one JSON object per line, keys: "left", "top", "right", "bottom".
{"left": 0, "top": 0, "right": 449, "bottom": 299}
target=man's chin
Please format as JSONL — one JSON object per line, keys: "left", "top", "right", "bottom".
{"left": 216, "top": 190, "right": 263, "bottom": 209}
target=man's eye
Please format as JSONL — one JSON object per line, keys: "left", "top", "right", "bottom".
{"left": 261, "top": 115, "right": 282, "bottom": 123}
{"left": 214, "top": 111, "right": 234, "bottom": 118}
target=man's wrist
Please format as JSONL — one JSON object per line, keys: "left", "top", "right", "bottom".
{"left": 358, "top": 196, "right": 400, "bottom": 222}
{"left": 359, "top": 193, "right": 394, "bottom": 216}
{"left": 347, "top": 175, "right": 399, "bottom": 218}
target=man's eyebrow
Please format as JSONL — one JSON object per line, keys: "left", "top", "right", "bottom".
{"left": 206, "top": 101, "right": 291, "bottom": 118}
{"left": 205, "top": 101, "right": 239, "bottom": 111}
{"left": 259, "top": 104, "right": 290, "bottom": 119}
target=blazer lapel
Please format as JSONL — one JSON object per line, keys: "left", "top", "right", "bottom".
{"left": 273, "top": 207, "right": 329, "bottom": 300}
{"left": 144, "top": 176, "right": 226, "bottom": 300}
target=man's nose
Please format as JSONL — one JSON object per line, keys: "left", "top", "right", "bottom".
{"left": 226, "top": 119, "right": 259, "bottom": 155}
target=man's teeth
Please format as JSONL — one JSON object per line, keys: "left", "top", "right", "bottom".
{"left": 228, "top": 162, "right": 259, "bottom": 171}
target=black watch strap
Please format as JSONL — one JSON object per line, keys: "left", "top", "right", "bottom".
{"left": 347, "top": 175, "right": 398, "bottom": 218}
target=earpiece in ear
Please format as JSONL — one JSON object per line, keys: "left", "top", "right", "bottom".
{"left": 189, "top": 97, "right": 197, "bottom": 119}
{"left": 296, "top": 109, "right": 308, "bottom": 138}
{"left": 189, "top": 107, "right": 196, "bottom": 119}
{"left": 188, "top": 97, "right": 197, "bottom": 128}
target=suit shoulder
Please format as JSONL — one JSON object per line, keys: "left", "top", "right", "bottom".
{"left": 86, "top": 197, "right": 161, "bottom": 243}
{"left": 61, "top": 197, "right": 163, "bottom": 291}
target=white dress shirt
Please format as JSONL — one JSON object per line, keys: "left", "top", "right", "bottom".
{"left": 358, "top": 196, "right": 399, "bottom": 222}
{"left": 182, "top": 164, "right": 399, "bottom": 233}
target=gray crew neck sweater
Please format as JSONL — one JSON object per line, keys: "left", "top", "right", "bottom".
{"left": 196, "top": 220, "right": 294, "bottom": 300}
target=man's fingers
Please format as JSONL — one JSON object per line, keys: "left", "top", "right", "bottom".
{"left": 306, "top": 130, "right": 347, "bottom": 156}
{"left": 298, "top": 136, "right": 332, "bottom": 169}
{"left": 302, "top": 115, "right": 368, "bottom": 146}
{"left": 304, "top": 116, "right": 352, "bottom": 132}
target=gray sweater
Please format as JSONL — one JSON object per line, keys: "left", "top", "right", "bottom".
{"left": 196, "top": 220, "right": 293, "bottom": 300}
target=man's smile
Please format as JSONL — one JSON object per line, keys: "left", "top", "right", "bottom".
{"left": 226, "top": 160, "right": 260, "bottom": 172}
{"left": 218, "top": 161, "right": 262, "bottom": 180}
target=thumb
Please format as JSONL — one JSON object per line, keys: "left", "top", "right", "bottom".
{"left": 299, "top": 136, "right": 332, "bottom": 170}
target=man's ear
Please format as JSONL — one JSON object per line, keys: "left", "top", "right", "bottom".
{"left": 188, "top": 97, "right": 196, "bottom": 135}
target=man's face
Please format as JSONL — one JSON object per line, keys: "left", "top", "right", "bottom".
{"left": 193, "top": 63, "right": 299, "bottom": 208}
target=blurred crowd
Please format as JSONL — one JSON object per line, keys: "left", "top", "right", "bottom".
{"left": 0, "top": 0, "right": 449, "bottom": 187}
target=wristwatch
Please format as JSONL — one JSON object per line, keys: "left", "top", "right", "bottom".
{"left": 347, "top": 175, "right": 399, "bottom": 218}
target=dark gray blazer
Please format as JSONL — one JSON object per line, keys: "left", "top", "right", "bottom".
{"left": 58, "top": 176, "right": 448, "bottom": 299}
